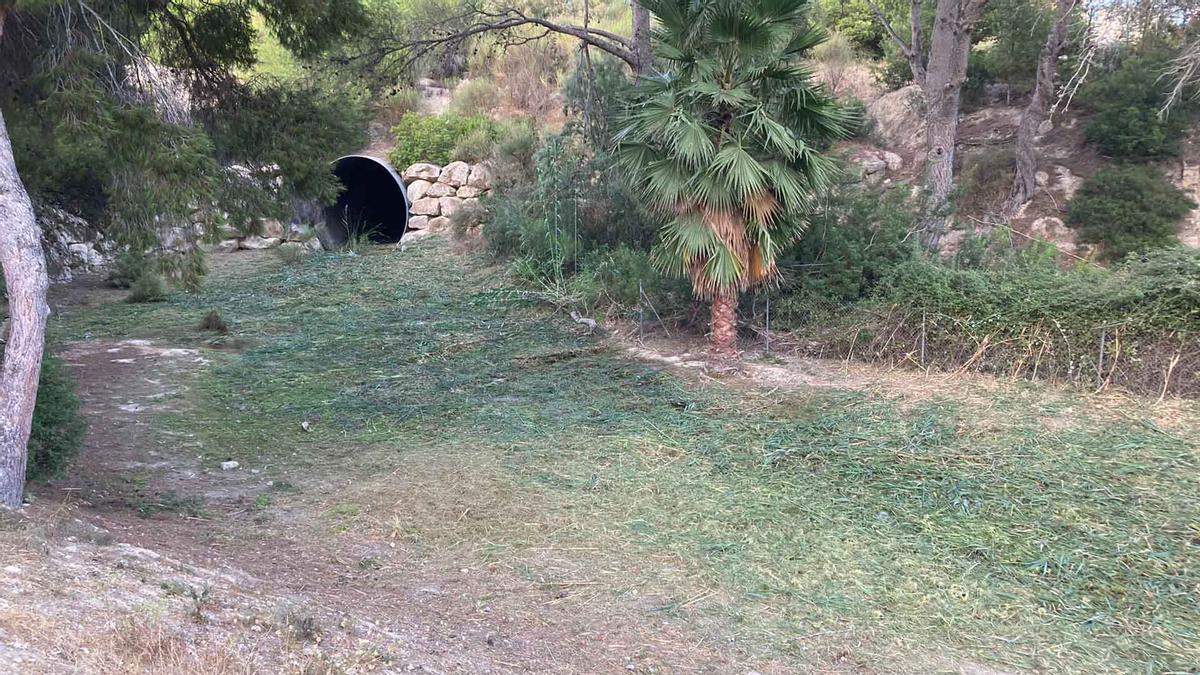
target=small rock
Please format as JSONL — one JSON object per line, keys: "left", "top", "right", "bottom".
{"left": 861, "top": 158, "right": 886, "bottom": 175}
{"left": 214, "top": 239, "right": 240, "bottom": 254}
{"left": 304, "top": 237, "right": 323, "bottom": 251}
{"left": 427, "top": 216, "right": 452, "bottom": 232}
{"left": 406, "top": 215, "right": 431, "bottom": 231}
{"left": 259, "top": 219, "right": 285, "bottom": 239}
{"left": 1035, "top": 170, "right": 1049, "bottom": 187}
{"left": 881, "top": 151, "right": 903, "bottom": 172}
{"left": 402, "top": 163, "right": 441, "bottom": 183}
{"left": 221, "top": 460, "right": 240, "bottom": 471}
{"left": 456, "top": 185, "right": 484, "bottom": 199}
{"left": 240, "top": 235, "right": 282, "bottom": 250}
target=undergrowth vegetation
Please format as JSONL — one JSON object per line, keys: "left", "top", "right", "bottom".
{"left": 53, "top": 243, "right": 1200, "bottom": 673}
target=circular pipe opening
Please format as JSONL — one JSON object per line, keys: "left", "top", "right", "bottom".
{"left": 320, "top": 155, "right": 410, "bottom": 248}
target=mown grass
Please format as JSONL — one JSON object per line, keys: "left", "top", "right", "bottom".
{"left": 56, "top": 241, "right": 1200, "bottom": 673}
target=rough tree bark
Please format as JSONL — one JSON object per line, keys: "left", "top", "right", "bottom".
{"left": 709, "top": 292, "right": 738, "bottom": 361}
{"left": 1005, "top": 0, "right": 1077, "bottom": 216}
{"left": 631, "top": 0, "right": 652, "bottom": 75}
{"left": 0, "top": 105, "right": 50, "bottom": 507}
{"left": 871, "top": 0, "right": 988, "bottom": 251}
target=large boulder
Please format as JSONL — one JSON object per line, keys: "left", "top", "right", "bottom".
{"left": 427, "top": 216, "right": 452, "bottom": 232}
{"left": 425, "top": 182, "right": 457, "bottom": 198}
{"left": 213, "top": 239, "right": 240, "bottom": 253}
{"left": 466, "top": 164, "right": 493, "bottom": 190}
{"left": 410, "top": 197, "right": 441, "bottom": 216}
{"left": 403, "top": 163, "right": 441, "bottom": 183}
{"left": 866, "top": 84, "right": 926, "bottom": 154}
{"left": 438, "top": 196, "right": 464, "bottom": 218}
{"left": 439, "top": 161, "right": 472, "bottom": 188}
{"left": 407, "top": 179, "right": 434, "bottom": 202}
{"left": 406, "top": 215, "right": 431, "bottom": 231}
{"left": 457, "top": 185, "right": 484, "bottom": 199}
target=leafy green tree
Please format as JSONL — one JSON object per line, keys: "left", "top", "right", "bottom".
{"left": 615, "top": 0, "right": 851, "bottom": 359}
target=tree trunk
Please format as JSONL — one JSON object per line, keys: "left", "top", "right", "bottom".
{"left": 631, "top": 0, "right": 652, "bottom": 75}
{"left": 709, "top": 292, "right": 738, "bottom": 361}
{"left": 1005, "top": 0, "right": 1076, "bottom": 216}
{"left": 917, "top": 0, "right": 986, "bottom": 252}
{"left": 0, "top": 105, "right": 49, "bottom": 509}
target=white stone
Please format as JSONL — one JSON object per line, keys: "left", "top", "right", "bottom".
{"left": 406, "top": 215, "right": 431, "bottom": 230}
{"left": 260, "top": 219, "right": 285, "bottom": 239}
{"left": 861, "top": 158, "right": 886, "bottom": 175}
{"left": 466, "top": 164, "right": 493, "bottom": 189}
{"left": 457, "top": 185, "right": 484, "bottom": 199}
{"left": 221, "top": 461, "right": 239, "bottom": 471}
{"left": 427, "top": 216, "right": 452, "bottom": 232}
{"left": 403, "top": 163, "right": 441, "bottom": 183}
{"left": 402, "top": 228, "right": 434, "bottom": 242}
{"left": 881, "top": 151, "right": 903, "bottom": 172}
{"left": 438, "top": 196, "right": 464, "bottom": 218}
{"left": 240, "top": 236, "right": 282, "bottom": 250}
{"left": 1035, "top": 171, "right": 1050, "bottom": 187}
{"left": 425, "top": 182, "right": 457, "bottom": 198}
{"left": 214, "top": 239, "right": 240, "bottom": 253}
{"left": 305, "top": 237, "right": 324, "bottom": 251}
{"left": 286, "top": 222, "right": 314, "bottom": 241}
{"left": 1053, "top": 165, "right": 1082, "bottom": 200}
{"left": 407, "top": 179, "right": 434, "bottom": 202}
{"left": 439, "top": 161, "right": 472, "bottom": 188}
{"left": 410, "top": 197, "right": 441, "bottom": 216}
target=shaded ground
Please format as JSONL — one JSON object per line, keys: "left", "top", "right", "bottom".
{"left": 2, "top": 240, "right": 1197, "bottom": 673}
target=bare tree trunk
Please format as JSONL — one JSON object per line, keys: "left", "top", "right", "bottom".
{"left": 631, "top": 0, "right": 652, "bottom": 75}
{"left": 918, "top": 0, "right": 985, "bottom": 251}
{"left": 709, "top": 292, "right": 738, "bottom": 361}
{"left": 1005, "top": 0, "right": 1077, "bottom": 216}
{"left": 0, "top": 106, "right": 48, "bottom": 509}
{"left": 870, "top": 0, "right": 988, "bottom": 252}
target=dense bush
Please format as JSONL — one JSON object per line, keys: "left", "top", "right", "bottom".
{"left": 1066, "top": 166, "right": 1194, "bottom": 260}
{"left": 816, "top": 0, "right": 884, "bottom": 52}
{"left": 26, "top": 355, "right": 87, "bottom": 482}
{"left": 1081, "top": 49, "right": 1191, "bottom": 161}
{"left": 388, "top": 113, "right": 492, "bottom": 168}
{"left": 127, "top": 272, "right": 169, "bottom": 303}
{"left": 449, "top": 78, "right": 500, "bottom": 116}
{"left": 769, "top": 185, "right": 918, "bottom": 326}
{"left": 876, "top": 247, "right": 1200, "bottom": 335}
{"left": 108, "top": 250, "right": 153, "bottom": 289}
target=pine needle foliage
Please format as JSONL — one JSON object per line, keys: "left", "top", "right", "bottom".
{"left": 614, "top": 0, "right": 853, "bottom": 300}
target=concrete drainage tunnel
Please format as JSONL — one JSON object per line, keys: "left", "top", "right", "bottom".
{"left": 320, "top": 155, "right": 410, "bottom": 248}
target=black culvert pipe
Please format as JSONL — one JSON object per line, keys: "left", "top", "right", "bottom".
{"left": 320, "top": 155, "right": 410, "bottom": 248}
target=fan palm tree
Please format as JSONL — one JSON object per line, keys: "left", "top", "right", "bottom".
{"left": 614, "top": 0, "right": 851, "bottom": 360}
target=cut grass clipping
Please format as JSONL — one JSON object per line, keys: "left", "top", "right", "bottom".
{"left": 57, "top": 238, "right": 1200, "bottom": 673}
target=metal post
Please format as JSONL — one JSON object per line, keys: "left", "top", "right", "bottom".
{"left": 920, "top": 309, "right": 927, "bottom": 368}
{"left": 1097, "top": 328, "right": 1107, "bottom": 388}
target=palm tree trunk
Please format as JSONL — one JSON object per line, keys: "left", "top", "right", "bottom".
{"left": 709, "top": 292, "right": 738, "bottom": 361}
{"left": 0, "top": 107, "right": 49, "bottom": 508}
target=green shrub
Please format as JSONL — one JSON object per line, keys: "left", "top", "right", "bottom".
{"left": 449, "top": 78, "right": 500, "bottom": 116}
{"left": 1066, "top": 165, "right": 1194, "bottom": 260}
{"left": 27, "top": 355, "right": 87, "bottom": 482}
{"left": 491, "top": 118, "right": 540, "bottom": 188}
{"left": 1081, "top": 49, "right": 1190, "bottom": 161}
{"left": 108, "top": 250, "right": 152, "bottom": 289}
{"left": 127, "top": 272, "right": 168, "bottom": 303}
{"left": 388, "top": 113, "right": 492, "bottom": 169}
{"left": 771, "top": 185, "right": 919, "bottom": 320}
{"left": 198, "top": 309, "right": 229, "bottom": 333}
{"left": 450, "top": 126, "right": 496, "bottom": 163}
